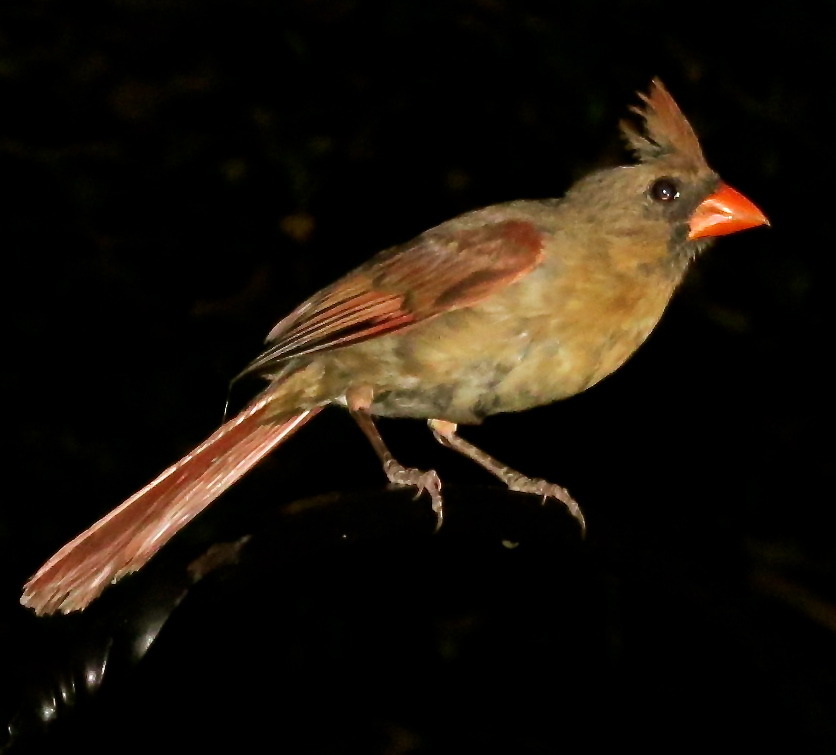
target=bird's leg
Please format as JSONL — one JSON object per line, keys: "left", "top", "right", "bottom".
{"left": 347, "top": 386, "right": 444, "bottom": 528}
{"left": 428, "top": 419, "right": 586, "bottom": 532}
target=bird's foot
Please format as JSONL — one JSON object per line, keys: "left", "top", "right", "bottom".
{"left": 503, "top": 473, "right": 586, "bottom": 533}
{"left": 383, "top": 459, "right": 444, "bottom": 530}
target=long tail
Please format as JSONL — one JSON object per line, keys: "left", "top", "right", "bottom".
{"left": 21, "top": 395, "right": 322, "bottom": 615}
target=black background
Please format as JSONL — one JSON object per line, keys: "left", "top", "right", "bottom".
{"left": 1, "top": 1, "right": 833, "bottom": 752}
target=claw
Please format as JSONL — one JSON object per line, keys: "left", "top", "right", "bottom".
{"left": 383, "top": 460, "right": 444, "bottom": 530}
{"left": 426, "top": 420, "right": 585, "bottom": 536}
{"left": 505, "top": 473, "right": 586, "bottom": 535}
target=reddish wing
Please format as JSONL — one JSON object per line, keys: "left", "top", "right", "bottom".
{"left": 241, "top": 219, "right": 544, "bottom": 376}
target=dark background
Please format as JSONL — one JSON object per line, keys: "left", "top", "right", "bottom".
{"left": 1, "top": 0, "right": 833, "bottom": 752}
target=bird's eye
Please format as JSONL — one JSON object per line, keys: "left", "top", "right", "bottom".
{"left": 649, "top": 177, "right": 680, "bottom": 202}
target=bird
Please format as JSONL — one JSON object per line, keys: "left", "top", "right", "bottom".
{"left": 21, "top": 79, "right": 768, "bottom": 615}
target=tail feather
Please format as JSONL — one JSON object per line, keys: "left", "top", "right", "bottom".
{"left": 21, "top": 396, "right": 322, "bottom": 615}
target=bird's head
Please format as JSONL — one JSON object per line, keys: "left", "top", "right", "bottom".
{"left": 620, "top": 78, "right": 768, "bottom": 255}
{"left": 561, "top": 79, "right": 768, "bottom": 271}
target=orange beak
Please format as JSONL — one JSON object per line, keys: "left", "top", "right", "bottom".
{"left": 688, "top": 183, "right": 769, "bottom": 240}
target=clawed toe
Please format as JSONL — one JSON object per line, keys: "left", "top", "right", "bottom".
{"left": 505, "top": 475, "right": 586, "bottom": 533}
{"left": 384, "top": 460, "right": 444, "bottom": 529}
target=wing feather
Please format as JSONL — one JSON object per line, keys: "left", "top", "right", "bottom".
{"left": 241, "top": 218, "right": 544, "bottom": 377}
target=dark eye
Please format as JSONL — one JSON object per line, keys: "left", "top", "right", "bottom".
{"left": 649, "top": 177, "right": 680, "bottom": 202}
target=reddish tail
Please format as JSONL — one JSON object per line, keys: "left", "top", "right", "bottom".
{"left": 21, "top": 396, "right": 322, "bottom": 615}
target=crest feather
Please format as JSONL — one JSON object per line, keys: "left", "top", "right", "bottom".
{"left": 620, "top": 78, "right": 705, "bottom": 165}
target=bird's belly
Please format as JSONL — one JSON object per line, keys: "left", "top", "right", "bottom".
{"left": 488, "top": 316, "right": 657, "bottom": 412}
{"left": 361, "top": 320, "right": 657, "bottom": 423}
{"left": 323, "top": 279, "right": 672, "bottom": 424}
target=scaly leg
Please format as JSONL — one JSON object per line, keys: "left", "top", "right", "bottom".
{"left": 347, "top": 387, "right": 444, "bottom": 528}
{"left": 428, "top": 419, "right": 586, "bottom": 532}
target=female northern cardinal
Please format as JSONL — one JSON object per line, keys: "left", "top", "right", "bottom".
{"left": 22, "top": 79, "right": 768, "bottom": 615}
